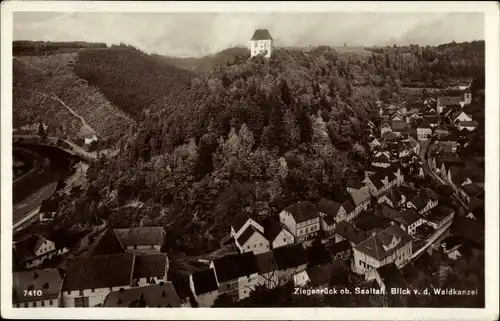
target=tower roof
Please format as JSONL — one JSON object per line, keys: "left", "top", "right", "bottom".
{"left": 251, "top": 29, "right": 273, "bottom": 41}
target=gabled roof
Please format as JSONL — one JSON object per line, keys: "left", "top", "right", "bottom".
{"left": 408, "top": 194, "right": 430, "bottom": 211}
{"left": 327, "top": 239, "right": 352, "bottom": 256}
{"left": 212, "top": 252, "right": 258, "bottom": 282}
{"left": 462, "top": 183, "right": 483, "bottom": 198}
{"left": 450, "top": 216, "right": 484, "bottom": 245}
{"left": 342, "top": 200, "right": 355, "bottom": 214}
{"left": 262, "top": 216, "right": 287, "bottom": 242}
{"left": 418, "top": 120, "right": 431, "bottom": 129}
{"left": 254, "top": 251, "right": 278, "bottom": 274}
{"left": 354, "top": 210, "right": 392, "bottom": 231}
{"left": 89, "top": 228, "right": 125, "bottom": 256}
{"left": 273, "top": 243, "right": 309, "bottom": 270}
{"left": 282, "top": 201, "right": 319, "bottom": 223}
{"left": 322, "top": 215, "right": 336, "bottom": 226}
{"left": 39, "top": 198, "right": 58, "bottom": 213}
{"left": 103, "top": 282, "right": 181, "bottom": 307}
{"left": 306, "top": 262, "right": 348, "bottom": 287}
{"left": 335, "top": 221, "right": 377, "bottom": 245}
{"left": 231, "top": 212, "right": 253, "bottom": 233}
{"left": 458, "top": 120, "right": 478, "bottom": 127}
{"left": 316, "top": 198, "right": 343, "bottom": 217}
{"left": 191, "top": 268, "right": 218, "bottom": 295}
{"left": 399, "top": 209, "right": 420, "bottom": 225}
{"left": 133, "top": 254, "right": 168, "bottom": 279}
{"left": 354, "top": 224, "right": 413, "bottom": 261}
{"left": 346, "top": 179, "right": 364, "bottom": 190}
{"left": 13, "top": 269, "right": 63, "bottom": 303}
{"left": 237, "top": 225, "right": 265, "bottom": 246}
{"left": 114, "top": 227, "right": 165, "bottom": 247}
{"left": 250, "top": 29, "right": 273, "bottom": 41}
{"left": 438, "top": 96, "right": 462, "bottom": 106}
{"left": 63, "top": 254, "right": 135, "bottom": 291}
{"left": 348, "top": 188, "right": 371, "bottom": 207}
{"left": 376, "top": 263, "right": 408, "bottom": 288}
{"left": 421, "top": 205, "right": 454, "bottom": 224}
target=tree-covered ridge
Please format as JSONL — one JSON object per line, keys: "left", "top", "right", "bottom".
{"left": 73, "top": 47, "right": 195, "bottom": 119}
{"left": 13, "top": 40, "right": 108, "bottom": 56}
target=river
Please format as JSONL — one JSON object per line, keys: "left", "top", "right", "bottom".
{"left": 13, "top": 142, "right": 83, "bottom": 224}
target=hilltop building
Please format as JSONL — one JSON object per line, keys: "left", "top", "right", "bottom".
{"left": 249, "top": 29, "right": 273, "bottom": 58}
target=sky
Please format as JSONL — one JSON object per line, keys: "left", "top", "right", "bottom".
{"left": 14, "top": 12, "right": 484, "bottom": 57}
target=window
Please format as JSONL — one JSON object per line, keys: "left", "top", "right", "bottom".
{"left": 246, "top": 245, "right": 250, "bottom": 249}
{"left": 74, "top": 297, "right": 89, "bottom": 307}
{"left": 133, "top": 245, "right": 137, "bottom": 249}
{"left": 49, "top": 300, "right": 53, "bottom": 306}
{"left": 79, "top": 290, "right": 84, "bottom": 296}
{"left": 91, "top": 289, "right": 95, "bottom": 293}
{"left": 253, "top": 244, "right": 256, "bottom": 249}
{"left": 24, "top": 303, "right": 28, "bottom": 308}
{"left": 33, "top": 302, "right": 37, "bottom": 307}
{"left": 41, "top": 301, "right": 45, "bottom": 307}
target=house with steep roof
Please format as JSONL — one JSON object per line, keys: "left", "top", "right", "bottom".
{"left": 366, "top": 263, "right": 408, "bottom": 293}
{"left": 327, "top": 239, "right": 352, "bottom": 262}
{"left": 421, "top": 205, "right": 455, "bottom": 230}
{"left": 450, "top": 217, "right": 484, "bottom": 248}
{"left": 261, "top": 216, "right": 295, "bottom": 249}
{"left": 437, "top": 96, "right": 464, "bottom": 113}
{"left": 103, "top": 282, "right": 182, "bottom": 307}
{"left": 320, "top": 215, "right": 336, "bottom": 236}
{"left": 368, "top": 137, "right": 381, "bottom": 150}
{"left": 209, "top": 252, "right": 259, "bottom": 302}
{"left": 114, "top": 227, "right": 166, "bottom": 254}
{"left": 406, "top": 194, "right": 438, "bottom": 215}
{"left": 12, "top": 231, "right": 76, "bottom": 269}
{"left": 39, "top": 198, "right": 58, "bottom": 223}
{"left": 279, "top": 201, "right": 320, "bottom": 243}
{"left": 417, "top": 120, "right": 432, "bottom": 140}
{"left": 254, "top": 251, "right": 279, "bottom": 289}
{"left": 13, "top": 269, "right": 64, "bottom": 308}
{"left": 363, "top": 164, "right": 404, "bottom": 197}
{"left": 380, "top": 122, "right": 392, "bottom": 137}
{"left": 347, "top": 188, "right": 371, "bottom": 221}
{"left": 230, "top": 212, "right": 264, "bottom": 241}
{"left": 249, "top": 29, "right": 273, "bottom": 58}
{"left": 352, "top": 222, "right": 413, "bottom": 275}
{"left": 189, "top": 268, "right": 219, "bottom": 307}
{"left": 354, "top": 210, "right": 392, "bottom": 232}
{"left": 235, "top": 224, "right": 270, "bottom": 255}
{"left": 61, "top": 253, "right": 168, "bottom": 307}
{"left": 398, "top": 209, "right": 423, "bottom": 235}
{"left": 334, "top": 221, "right": 377, "bottom": 246}
{"left": 316, "top": 198, "right": 345, "bottom": 221}
{"left": 273, "top": 243, "right": 309, "bottom": 286}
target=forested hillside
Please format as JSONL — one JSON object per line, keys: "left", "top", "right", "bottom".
{"left": 14, "top": 40, "right": 485, "bottom": 255}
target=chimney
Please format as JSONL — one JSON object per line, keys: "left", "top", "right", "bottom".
{"left": 390, "top": 221, "right": 395, "bottom": 226}
{"left": 371, "top": 231, "right": 377, "bottom": 237}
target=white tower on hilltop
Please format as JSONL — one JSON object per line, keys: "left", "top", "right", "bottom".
{"left": 249, "top": 29, "right": 273, "bottom": 58}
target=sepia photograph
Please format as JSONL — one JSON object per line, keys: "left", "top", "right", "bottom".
{"left": 1, "top": 1, "right": 499, "bottom": 320}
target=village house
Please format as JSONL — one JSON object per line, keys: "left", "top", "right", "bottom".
{"left": 368, "top": 137, "right": 381, "bottom": 150}
{"left": 363, "top": 164, "right": 404, "bottom": 197}
{"left": 103, "top": 282, "right": 184, "bottom": 307}
{"left": 434, "top": 127, "right": 450, "bottom": 138}
{"left": 406, "top": 194, "right": 438, "bottom": 215}
{"left": 457, "top": 120, "right": 478, "bottom": 131}
{"left": 379, "top": 122, "right": 392, "bottom": 137}
{"left": 293, "top": 270, "right": 310, "bottom": 288}
{"left": 450, "top": 216, "right": 484, "bottom": 249}
{"left": 230, "top": 212, "right": 264, "bottom": 241}
{"left": 391, "top": 120, "right": 411, "bottom": 137}
{"left": 421, "top": 205, "right": 455, "bottom": 230}
{"left": 254, "top": 251, "right": 279, "bottom": 289}
{"left": 12, "top": 231, "right": 75, "bottom": 269}
{"left": 345, "top": 179, "right": 366, "bottom": 194}
{"left": 261, "top": 216, "right": 295, "bottom": 249}
{"left": 273, "top": 243, "right": 309, "bottom": 286}
{"left": 459, "top": 183, "right": 483, "bottom": 208}
{"left": 354, "top": 210, "right": 393, "bottom": 233}
{"left": 453, "top": 111, "right": 473, "bottom": 124}
{"left": 377, "top": 188, "right": 406, "bottom": 208}
{"left": 113, "top": 227, "right": 166, "bottom": 254}
{"left": 399, "top": 209, "right": 423, "bottom": 236}
{"left": 189, "top": 268, "right": 219, "bottom": 307}
{"left": 13, "top": 269, "right": 64, "bottom": 308}
{"left": 327, "top": 239, "right": 352, "bottom": 262}
{"left": 62, "top": 253, "right": 168, "bottom": 307}
{"left": 279, "top": 201, "right": 320, "bottom": 243}
{"left": 366, "top": 263, "right": 408, "bottom": 293}
{"left": 209, "top": 252, "right": 259, "bottom": 302}
{"left": 39, "top": 198, "right": 58, "bottom": 223}
{"left": 417, "top": 120, "right": 432, "bottom": 140}
{"left": 334, "top": 221, "right": 377, "bottom": 246}
{"left": 235, "top": 225, "right": 270, "bottom": 255}
{"left": 352, "top": 222, "right": 413, "bottom": 276}
{"left": 371, "top": 153, "right": 392, "bottom": 168}
{"left": 347, "top": 188, "right": 371, "bottom": 220}
{"left": 437, "top": 96, "right": 464, "bottom": 113}
{"left": 423, "top": 115, "right": 439, "bottom": 128}
{"left": 249, "top": 29, "right": 273, "bottom": 58}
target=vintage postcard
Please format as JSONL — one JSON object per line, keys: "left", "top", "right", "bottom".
{"left": 1, "top": 1, "right": 498, "bottom": 320}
